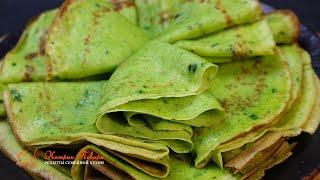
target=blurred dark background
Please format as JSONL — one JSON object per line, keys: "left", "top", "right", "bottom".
{"left": 0, "top": 0, "right": 319, "bottom": 180}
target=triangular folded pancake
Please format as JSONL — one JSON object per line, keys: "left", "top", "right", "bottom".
{"left": 46, "top": 0, "right": 149, "bottom": 79}
{"left": 135, "top": 0, "right": 263, "bottom": 42}
{"left": 174, "top": 10, "right": 300, "bottom": 63}
{"left": 175, "top": 20, "right": 275, "bottom": 62}
{"left": 0, "top": 10, "right": 57, "bottom": 84}
{"left": 266, "top": 10, "right": 300, "bottom": 44}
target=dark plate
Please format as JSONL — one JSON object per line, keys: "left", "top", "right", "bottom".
{"left": 0, "top": 1, "right": 319, "bottom": 179}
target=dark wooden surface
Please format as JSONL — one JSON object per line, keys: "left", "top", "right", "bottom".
{"left": 0, "top": 1, "right": 319, "bottom": 179}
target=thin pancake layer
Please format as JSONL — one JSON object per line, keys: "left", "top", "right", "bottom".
{"left": 135, "top": 0, "right": 263, "bottom": 42}
{"left": 241, "top": 141, "right": 295, "bottom": 180}
{"left": 224, "top": 132, "right": 284, "bottom": 174}
{"left": 266, "top": 10, "right": 300, "bottom": 44}
{"left": 0, "top": 10, "right": 56, "bottom": 84}
{"left": 301, "top": 73, "right": 320, "bottom": 134}
{"left": 0, "top": 121, "right": 70, "bottom": 180}
{"left": 71, "top": 145, "right": 157, "bottom": 179}
{"left": 192, "top": 48, "right": 291, "bottom": 168}
{"left": 46, "top": 0, "right": 149, "bottom": 79}
{"left": 270, "top": 50, "right": 317, "bottom": 132}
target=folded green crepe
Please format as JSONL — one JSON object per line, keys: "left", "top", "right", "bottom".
{"left": 95, "top": 41, "right": 225, "bottom": 153}
{"left": 175, "top": 10, "right": 300, "bottom": 63}
{"left": 4, "top": 81, "right": 174, "bottom": 178}
{"left": 0, "top": 119, "right": 240, "bottom": 179}
{"left": 0, "top": 9, "right": 57, "bottom": 84}
{"left": 46, "top": 0, "right": 149, "bottom": 79}
{"left": 266, "top": 10, "right": 300, "bottom": 44}
{"left": 218, "top": 46, "right": 317, "bottom": 158}
{"left": 135, "top": 0, "right": 263, "bottom": 43}
{"left": 175, "top": 19, "right": 275, "bottom": 63}
{"left": 192, "top": 47, "right": 292, "bottom": 168}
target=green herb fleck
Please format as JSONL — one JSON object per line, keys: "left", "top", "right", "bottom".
{"left": 75, "top": 99, "right": 86, "bottom": 108}
{"left": 84, "top": 89, "right": 90, "bottom": 98}
{"left": 279, "top": 31, "right": 286, "bottom": 35}
{"left": 272, "top": 88, "right": 277, "bottom": 93}
{"left": 96, "top": 3, "right": 101, "bottom": 8}
{"left": 211, "top": 43, "right": 219, "bottom": 47}
{"left": 137, "top": 90, "right": 144, "bottom": 94}
{"left": 249, "top": 114, "right": 258, "bottom": 120}
{"left": 193, "top": 171, "right": 203, "bottom": 178}
{"left": 12, "top": 63, "right": 16, "bottom": 66}
{"left": 143, "top": 26, "right": 150, "bottom": 30}
{"left": 174, "top": 13, "right": 181, "bottom": 19}
{"left": 10, "top": 89, "right": 23, "bottom": 102}
{"left": 188, "top": 63, "right": 198, "bottom": 74}
{"left": 162, "top": 99, "right": 168, "bottom": 104}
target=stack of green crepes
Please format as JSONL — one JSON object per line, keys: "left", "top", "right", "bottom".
{"left": 0, "top": 0, "right": 319, "bottom": 179}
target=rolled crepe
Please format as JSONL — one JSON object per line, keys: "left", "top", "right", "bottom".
{"left": 0, "top": 9, "right": 57, "bottom": 84}
{"left": 175, "top": 10, "right": 300, "bottom": 63}
{"left": 192, "top": 47, "right": 292, "bottom": 168}
{"left": 46, "top": 0, "right": 150, "bottom": 80}
{"left": 135, "top": 0, "right": 263, "bottom": 43}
